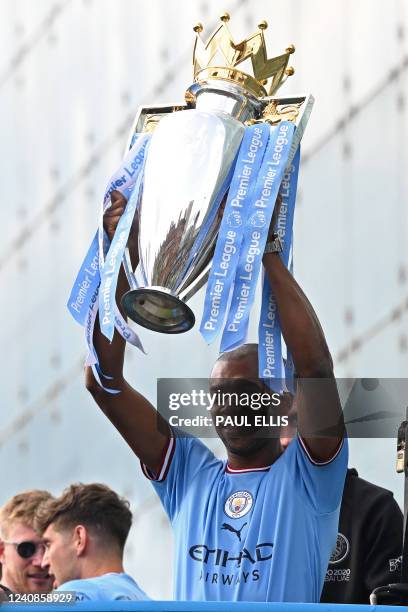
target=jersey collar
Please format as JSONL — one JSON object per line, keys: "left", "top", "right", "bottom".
{"left": 225, "top": 464, "right": 271, "bottom": 474}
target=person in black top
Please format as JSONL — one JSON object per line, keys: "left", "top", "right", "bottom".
{"left": 0, "top": 583, "right": 13, "bottom": 601}
{"left": 281, "top": 427, "right": 402, "bottom": 603}
{"left": 320, "top": 467, "right": 402, "bottom": 604}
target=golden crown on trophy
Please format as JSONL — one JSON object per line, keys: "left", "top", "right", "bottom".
{"left": 192, "top": 13, "right": 296, "bottom": 98}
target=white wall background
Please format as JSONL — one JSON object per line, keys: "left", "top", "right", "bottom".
{"left": 0, "top": 0, "right": 407, "bottom": 599}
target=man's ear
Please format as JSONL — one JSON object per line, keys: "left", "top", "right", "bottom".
{"left": 73, "top": 525, "right": 88, "bottom": 557}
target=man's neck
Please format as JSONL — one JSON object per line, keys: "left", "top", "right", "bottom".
{"left": 227, "top": 442, "right": 282, "bottom": 470}
{"left": 78, "top": 556, "right": 125, "bottom": 580}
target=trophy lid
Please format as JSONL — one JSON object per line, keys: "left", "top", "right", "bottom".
{"left": 192, "top": 13, "right": 296, "bottom": 100}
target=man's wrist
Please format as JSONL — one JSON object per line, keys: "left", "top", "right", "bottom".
{"left": 264, "top": 233, "right": 283, "bottom": 255}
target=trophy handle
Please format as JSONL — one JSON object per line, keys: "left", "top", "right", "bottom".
{"left": 123, "top": 247, "right": 138, "bottom": 290}
{"left": 179, "top": 266, "right": 210, "bottom": 303}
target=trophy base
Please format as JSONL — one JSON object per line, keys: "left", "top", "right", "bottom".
{"left": 121, "top": 288, "right": 195, "bottom": 334}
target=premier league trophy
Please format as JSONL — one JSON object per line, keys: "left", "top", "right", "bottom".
{"left": 121, "top": 14, "right": 313, "bottom": 330}
{"left": 68, "top": 13, "right": 314, "bottom": 383}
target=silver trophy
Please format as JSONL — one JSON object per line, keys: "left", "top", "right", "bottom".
{"left": 121, "top": 14, "right": 314, "bottom": 333}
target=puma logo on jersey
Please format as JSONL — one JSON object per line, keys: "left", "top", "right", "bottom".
{"left": 221, "top": 522, "right": 247, "bottom": 542}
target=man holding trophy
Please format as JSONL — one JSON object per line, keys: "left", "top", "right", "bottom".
{"left": 75, "top": 14, "right": 348, "bottom": 602}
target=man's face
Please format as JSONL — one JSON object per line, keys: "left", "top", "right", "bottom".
{"left": 0, "top": 523, "right": 53, "bottom": 593}
{"left": 210, "top": 356, "right": 290, "bottom": 457}
{"left": 41, "top": 524, "right": 79, "bottom": 588}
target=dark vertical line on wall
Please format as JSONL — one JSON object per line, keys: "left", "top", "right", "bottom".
{"left": 396, "top": 0, "right": 408, "bottom": 369}
{"left": 341, "top": 0, "right": 355, "bottom": 377}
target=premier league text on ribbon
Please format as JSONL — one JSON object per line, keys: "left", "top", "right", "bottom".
{"left": 98, "top": 138, "right": 149, "bottom": 342}
{"left": 221, "top": 122, "right": 295, "bottom": 353}
{"left": 259, "top": 147, "right": 300, "bottom": 382}
{"left": 68, "top": 133, "right": 149, "bottom": 389}
{"left": 102, "top": 144, "right": 147, "bottom": 206}
{"left": 200, "top": 124, "right": 269, "bottom": 340}
{"left": 68, "top": 232, "right": 101, "bottom": 325}
{"left": 100, "top": 229, "right": 129, "bottom": 327}
{"left": 70, "top": 253, "right": 99, "bottom": 318}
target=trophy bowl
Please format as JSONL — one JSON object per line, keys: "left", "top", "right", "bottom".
{"left": 121, "top": 85, "right": 254, "bottom": 334}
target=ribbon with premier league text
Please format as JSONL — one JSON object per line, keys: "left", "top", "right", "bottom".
{"left": 99, "top": 162, "right": 146, "bottom": 342}
{"left": 67, "top": 230, "right": 101, "bottom": 326}
{"left": 200, "top": 123, "right": 270, "bottom": 342}
{"left": 258, "top": 147, "right": 300, "bottom": 388}
{"left": 69, "top": 118, "right": 303, "bottom": 389}
{"left": 220, "top": 122, "right": 295, "bottom": 352}
{"left": 67, "top": 133, "right": 150, "bottom": 390}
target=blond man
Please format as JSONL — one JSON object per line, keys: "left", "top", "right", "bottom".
{"left": 0, "top": 491, "right": 54, "bottom": 593}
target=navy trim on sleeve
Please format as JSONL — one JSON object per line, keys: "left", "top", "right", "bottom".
{"left": 140, "top": 435, "right": 175, "bottom": 482}
{"left": 298, "top": 435, "right": 344, "bottom": 466}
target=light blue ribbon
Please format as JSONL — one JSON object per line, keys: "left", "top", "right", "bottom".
{"left": 67, "top": 133, "right": 150, "bottom": 392}
{"left": 258, "top": 147, "right": 300, "bottom": 388}
{"left": 200, "top": 124, "right": 270, "bottom": 343}
{"left": 221, "top": 122, "right": 296, "bottom": 352}
{"left": 67, "top": 231, "right": 100, "bottom": 325}
{"left": 258, "top": 270, "right": 284, "bottom": 384}
{"left": 99, "top": 150, "right": 148, "bottom": 342}
{"left": 277, "top": 147, "right": 300, "bottom": 268}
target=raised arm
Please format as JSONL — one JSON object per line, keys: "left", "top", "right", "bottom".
{"left": 85, "top": 191, "right": 170, "bottom": 472}
{"left": 263, "top": 250, "right": 344, "bottom": 462}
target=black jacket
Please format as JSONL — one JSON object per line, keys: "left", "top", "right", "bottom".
{"left": 320, "top": 468, "right": 403, "bottom": 604}
{"left": 0, "top": 584, "right": 12, "bottom": 601}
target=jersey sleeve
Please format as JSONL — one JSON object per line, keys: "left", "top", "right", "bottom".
{"left": 283, "top": 435, "right": 348, "bottom": 514}
{"left": 364, "top": 492, "right": 403, "bottom": 591}
{"left": 140, "top": 431, "right": 218, "bottom": 522}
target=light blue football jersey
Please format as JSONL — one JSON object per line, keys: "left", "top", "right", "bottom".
{"left": 142, "top": 435, "right": 348, "bottom": 602}
{"left": 57, "top": 572, "right": 149, "bottom": 601}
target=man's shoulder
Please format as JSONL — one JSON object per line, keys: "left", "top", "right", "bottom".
{"left": 345, "top": 468, "right": 398, "bottom": 503}
{"left": 343, "top": 467, "right": 402, "bottom": 520}
{"left": 57, "top": 577, "right": 96, "bottom": 600}
{"left": 173, "top": 430, "right": 222, "bottom": 465}
{"left": 57, "top": 574, "right": 119, "bottom": 596}
{"left": 58, "top": 573, "right": 147, "bottom": 601}
{"left": 283, "top": 434, "right": 348, "bottom": 470}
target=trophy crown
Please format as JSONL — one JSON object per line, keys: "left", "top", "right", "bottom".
{"left": 193, "top": 14, "right": 295, "bottom": 97}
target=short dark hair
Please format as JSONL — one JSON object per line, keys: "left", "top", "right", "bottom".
{"left": 215, "top": 344, "right": 294, "bottom": 373}
{"left": 214, "top": 343, "right": 259, "bottom": 366}
{"left": 34, "top": 483, "right": 132, "bottom": 552}
{"left": 213, "top": 344, "right": 296, "bottom": 390}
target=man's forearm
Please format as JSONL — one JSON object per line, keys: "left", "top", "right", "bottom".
{"left": 263, "top": 253, "right": 333, "bottom": 377}
{"left": 84, "top": 192, "right": 170, "bottom": 471}
{"left": 263, "top": 252, "right": 344, "bottom": 456}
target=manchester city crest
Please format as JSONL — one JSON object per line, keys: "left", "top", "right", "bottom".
{"left": 224, "top": 490, "right": 253, "bottom": 519}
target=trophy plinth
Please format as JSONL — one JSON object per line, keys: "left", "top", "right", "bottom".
{"left": 121, "top": 287, "right": 195, "bottom": 334}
